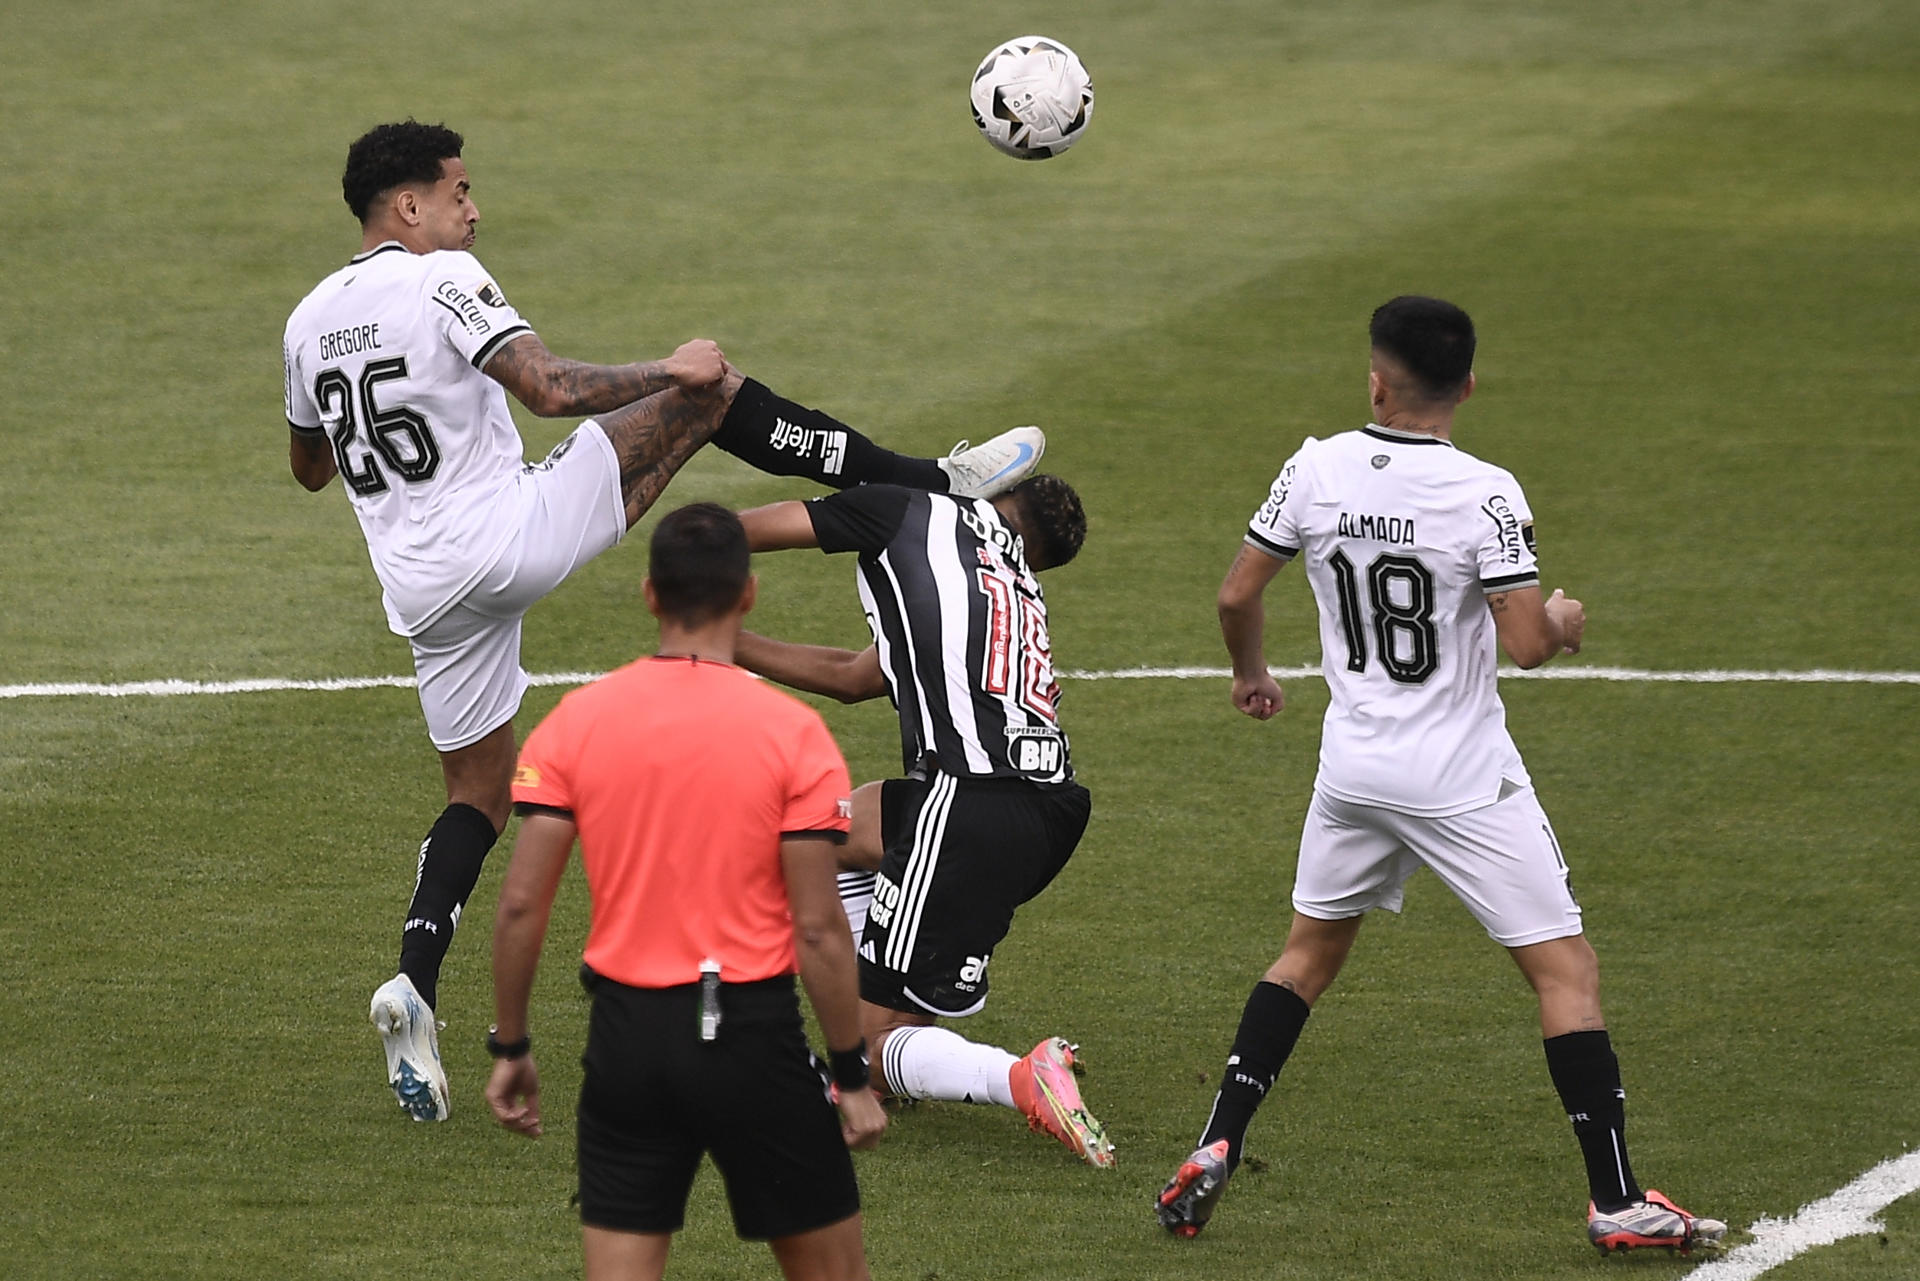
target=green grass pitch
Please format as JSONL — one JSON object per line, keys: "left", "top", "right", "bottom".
{"left": 2, "top": 2, "right": 1917, "bottom": 1278}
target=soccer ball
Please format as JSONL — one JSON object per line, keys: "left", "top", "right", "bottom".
{"left": 969, "top": 36, "right": 1094, "bottom": 160}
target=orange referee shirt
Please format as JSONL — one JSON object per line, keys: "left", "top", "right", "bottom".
{"left": 511, "top": 656, "right": 852, "bottom": 989}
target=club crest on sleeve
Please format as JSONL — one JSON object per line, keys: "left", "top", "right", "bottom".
{"left": 477, "top": 282, "right": 508, "bottom": 308}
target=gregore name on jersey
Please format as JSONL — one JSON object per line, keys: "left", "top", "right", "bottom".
{"left": 283, "top": 243, "right": 535, "bottom": 636}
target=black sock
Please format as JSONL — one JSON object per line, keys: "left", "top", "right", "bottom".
{"left": 396, "top": 803, "right": 499, "bottom": 1011}
{"left": 712, "top": 378, "right": 947, "bottom": 491}
{"left": 1544, "top": 1029, "right": 1643, "bottom": 1212}
{"left": 1198, "top": 981, "right": 1312, "bottom": 1171}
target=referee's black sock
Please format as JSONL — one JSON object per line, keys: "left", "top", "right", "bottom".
{"left": 396, "top": 803, "right": 499, "bottom": 1012}
{"left": 714, "top": 377, "right": 947, "bottom": 492}
{"left": 1198, "top": 980, "right": 1312, "bottom": 1172}
{"left": 1544, "top": 1029, "right": 1644, "bottom": 1213}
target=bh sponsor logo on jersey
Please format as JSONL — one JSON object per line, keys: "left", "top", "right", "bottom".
{"left": 434, "top": 281, "right": 492, "bottom": 335}
{"left": 1481, "top": 494, "right": 1526, "bottom": 564}
{"left": 1337, "top": 511, "right": 1417, "bottom": 545}
{"left": 867, "top": 873, "right": 903, "bottom": 931}
{"left": 1005, "top": 725, "right": 1064, "bottom": 776}
{"left": 955, "top": 954, "right": 990, "bottom": 992}
{"left": 769, "top": 418, "right": 846, "bottom": 476}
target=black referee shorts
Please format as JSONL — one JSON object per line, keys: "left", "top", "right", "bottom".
{"left": 575, "top": 973, "right": 859, "bottom": 1241}
{"left": 861, "top": 774, "right": 1091, "bottom": 1017}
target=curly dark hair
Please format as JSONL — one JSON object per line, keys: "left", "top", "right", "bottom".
{"left": 1369, "top": 295, "right": 1476, "bottom": 401}
{"left": 1009, "top": 474, "right": 1086, "bottom": 570}
{"left": 341, "top": 121, "right": 464, "bottom": 223}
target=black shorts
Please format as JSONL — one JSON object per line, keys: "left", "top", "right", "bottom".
{"left": 575, "top": 974, "right": 860, "bottom": 1240}
{"left": 860, "top": 774, "right": 1091, "bottom": 1017}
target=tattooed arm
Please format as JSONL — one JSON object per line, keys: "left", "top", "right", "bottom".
{"left": 483, "top": 333, "right": 725, "bottom": 417}
{"left": 1487, "top": 586, "right": 1585, "bottom": 668}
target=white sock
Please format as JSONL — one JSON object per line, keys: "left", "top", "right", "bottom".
{"left": 837, "top": 870, "right": 876, "bottom": 940}
{"left": 881, "top": 1026, "right": 1017, "bottom": 1108}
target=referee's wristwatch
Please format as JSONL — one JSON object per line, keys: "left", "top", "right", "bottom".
{"left": 486, "top": 1026, "right": 532, "bottom": 1061}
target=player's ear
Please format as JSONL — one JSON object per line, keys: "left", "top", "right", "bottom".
{"left": 393, "top": 186, "right": 420, "bottom": 227}
{"left": 737, "top": 574, "right": 758, "bottom": 617}
{"left": 1369, "top": 368, "right": 1388, "bottom": 414}
{"left": 1457, "top": 372, "right": 1476, "bottom": 405}
{"left": 642, "top": 577, "right": 665, "bottom": 620}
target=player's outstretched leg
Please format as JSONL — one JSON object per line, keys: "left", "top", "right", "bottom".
{"left": 595, "top": 376, "right": 744, "bottom": 529}
{"left": 714, "top": 376, "right": 1044, "bottom": 498}
{"left": 877, "top": 1025, "right": 1114, "bottom": 1167}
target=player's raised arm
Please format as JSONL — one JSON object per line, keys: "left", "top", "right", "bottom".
{"left": 738, "top": 500, "right": 823, "bottom": 552}
{"left": 1487, "top": 586, "right": 1586, "bottom": 669}
{"left": 1218, "top": 541, "right": 1289, "bottom": 719}
{"left": 482, "top": 333, "right": 725, "bottom": 417}
{"left": 735, "top": 633, "right": 887, "bottom": 704}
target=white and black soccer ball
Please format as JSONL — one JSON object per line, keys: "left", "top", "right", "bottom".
{"left": 969, "top": 36, "right": 1093, "bottom": 160}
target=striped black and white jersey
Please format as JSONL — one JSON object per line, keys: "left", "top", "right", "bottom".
{"left": 283, "top": 242, "right": 535, "bottom": 636}
{"left": 806, "top": 485, "right": 1073, "bottom": 785}
{"left": 1247, "top": 425, "right": 1540, "bottom": 817}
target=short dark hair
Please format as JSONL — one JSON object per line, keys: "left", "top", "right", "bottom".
{"left": 648, "top": 503, "right": 751, "bottom": 625}
{"left": 341, "top": 121, "right": 464, "bottom": 223}
{"left": 1369, "top": 296, "right": 1476, "bottom": 401}
{"left": 1008, "top": 474, "right": 1086, "bottom": 570}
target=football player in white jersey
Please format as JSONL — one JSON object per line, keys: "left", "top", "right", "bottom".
{"left": 1153, "top": 298, "right": 1724, "bottom": 1256}
{"left": 284, "top": 121, "right": 1046, "bottom": 1124}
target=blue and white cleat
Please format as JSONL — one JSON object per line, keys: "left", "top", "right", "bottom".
{"left": 370, "top": 974, "right": 449, "bottom": 1122}
{"left": 939, "top": 426, "right": 1046, "bottom": 499}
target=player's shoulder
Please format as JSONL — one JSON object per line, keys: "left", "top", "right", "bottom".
{"left": 1443, "top": 437, "right": 1530, "bottom": 497}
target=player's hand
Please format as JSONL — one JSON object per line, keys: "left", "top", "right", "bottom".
{"left": 1231, "top": 672, "right": 1284, "bottom": 720}
{"left": 836, "top": 1086, "right": 888, "bottom": 1150}
{"left": 663, "top": 339, "right": 725, "bottom": 388}
{"left": 486, "top": 1055, "right": 543, "bottom": 1138}
{"left": 1546, "top": 588, "right": 1585, "bottom": 655}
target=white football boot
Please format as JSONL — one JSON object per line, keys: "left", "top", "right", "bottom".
{"left": 369, "top": 973, "right": 449, "bottom": 1122}
{"left": 938, "top": 427, "right": 1046, "bottom": 499}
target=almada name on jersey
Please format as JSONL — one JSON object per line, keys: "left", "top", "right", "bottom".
{"left": 1247, "top": 424, "right": 1540, "bottom": 819}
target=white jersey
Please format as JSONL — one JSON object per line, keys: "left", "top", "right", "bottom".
{"left": 1247, "top": 424, "right": 1541, "bottom": 816}
{"left": 283, "top": 242, "right": 535, "bottom": 636}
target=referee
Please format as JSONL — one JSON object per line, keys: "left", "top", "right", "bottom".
{"left": 485, "top": 503, "right": 886, "bottom": 1281}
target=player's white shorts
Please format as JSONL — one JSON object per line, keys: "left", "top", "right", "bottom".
{"left": 410, "top": 421, "right": 626, "bottom": 751}
{"left": 1291, "top": 784, "right": 1583, "bottom": 948}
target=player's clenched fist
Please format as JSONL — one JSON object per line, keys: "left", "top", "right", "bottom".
{"left": 664, "top": 339, "right": 726, "bottom": 388}
{"left": 1546, "top": 588, "right": 1585, "bottom": 655}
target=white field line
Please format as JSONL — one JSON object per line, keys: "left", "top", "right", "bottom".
{"left": 4, "top": 664, "right": 1919, "bottom": 701}
{"left": 1685, "top": 1150, "right": 1920, "bottom": 1280}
